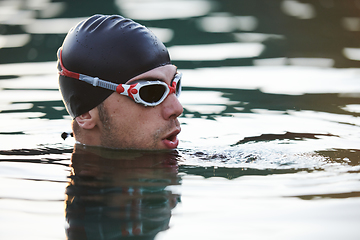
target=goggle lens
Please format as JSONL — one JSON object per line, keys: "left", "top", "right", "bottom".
{"left": 139, "top": 84, "right": 167, "bottom": 103}
{"left": 136, "top": 74, "right": 181, "bottom": 106}
{"left": 175, "top": 78, "right": 181, "bottom": 97}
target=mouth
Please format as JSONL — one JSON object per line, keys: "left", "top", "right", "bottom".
{"left": 162, "top": 129, "right": 181, "bottom": 149}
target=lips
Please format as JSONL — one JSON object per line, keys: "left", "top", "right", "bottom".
{"left": 162, "top": 128, "right": 181, "bottom": 149}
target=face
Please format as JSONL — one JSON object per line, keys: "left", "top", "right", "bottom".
{"left": 95, "top": 65, "right": 183, "bottom": 150}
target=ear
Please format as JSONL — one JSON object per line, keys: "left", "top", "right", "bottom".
{"left": 75, "top": 109, "right": 98, "bottom": 130}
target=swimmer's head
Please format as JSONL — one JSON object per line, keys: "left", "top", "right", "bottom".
{"left": 57, "top": 14, "right": 171, "bottom": 118}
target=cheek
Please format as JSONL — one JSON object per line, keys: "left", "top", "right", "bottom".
{"left": 111, "top": 105, "right": 161, "bottom": 133}
{"left": 104, "top": 95, "right": 163, "bottom": 131}
{"left": 139, "top": 108, "right": 163, "bottom": 126}
{"left": 130, "top": 111, "right": 165, "bottom": 144}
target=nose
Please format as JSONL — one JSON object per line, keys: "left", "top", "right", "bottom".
{"left": 161, "top": 93, "right": 183, "bottom": 120}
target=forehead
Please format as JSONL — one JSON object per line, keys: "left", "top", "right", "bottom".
{"left": 126, "top": 65, "right": 177, "bottom": 85}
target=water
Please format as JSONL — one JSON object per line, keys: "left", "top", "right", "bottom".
{"left": 1, "top": 0, "right": 360, "bottom": 239}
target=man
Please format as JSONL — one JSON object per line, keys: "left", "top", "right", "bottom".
{"left": 57, "top": 14, "right": 183, "bottom": 150}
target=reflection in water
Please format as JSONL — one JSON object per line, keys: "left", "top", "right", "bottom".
{"left": 168, "top": 42, "right": 264, "bottom": 61}
{"left": 182, "top": 87, "right": 360, "bottom": 120}
{"left": 24, "top": 17, "right": 87, "bottom": 34}
{"left": 115, "top": 0, "right": 214, "bottom": 20}
{"left": 65, "top": 145, "right": 181, "bottom": 239}
{"left": 1, "top": 0, "right": 360, "bottom": 67}
{"left": 0, "top": 34, "right": 30, "bottom": 48}
{"left": 232, "top": 131, "right": 338, "bottom": 146}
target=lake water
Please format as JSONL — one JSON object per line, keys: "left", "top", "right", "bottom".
{"left": 1, "top": 0, "right": 360, "bottom": 239}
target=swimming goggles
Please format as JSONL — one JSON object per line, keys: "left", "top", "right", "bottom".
{"left": 58, "top": 49, "right": 181, "bottom": 107}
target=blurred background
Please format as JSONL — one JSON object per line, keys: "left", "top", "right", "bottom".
{"left": 1, "top": 0, "right": 360, "bottom": 68}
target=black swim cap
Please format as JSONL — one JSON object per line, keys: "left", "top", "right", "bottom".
{"left": 58, "top": 14, "right": 171, "bottom": 118}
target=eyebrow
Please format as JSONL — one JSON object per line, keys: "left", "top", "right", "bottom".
{"left": 127, "top": 77, "right": 163, "bottom": 85}
{"left": 127, "top": 71, "right": 178, "bottom": 85}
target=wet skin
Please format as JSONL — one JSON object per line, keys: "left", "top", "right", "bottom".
{"left": 74, "top": 65, "right": 183, "bottom": 150}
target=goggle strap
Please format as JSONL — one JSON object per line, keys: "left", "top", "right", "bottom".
{"left": 59, "top": 49, "right": 181, "bottom": 104}
{"left": 79, "top": 74, "right": 118, "bottom": 92}
{"left": 59, "top": 48, "right": 119, "bottom": 92}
